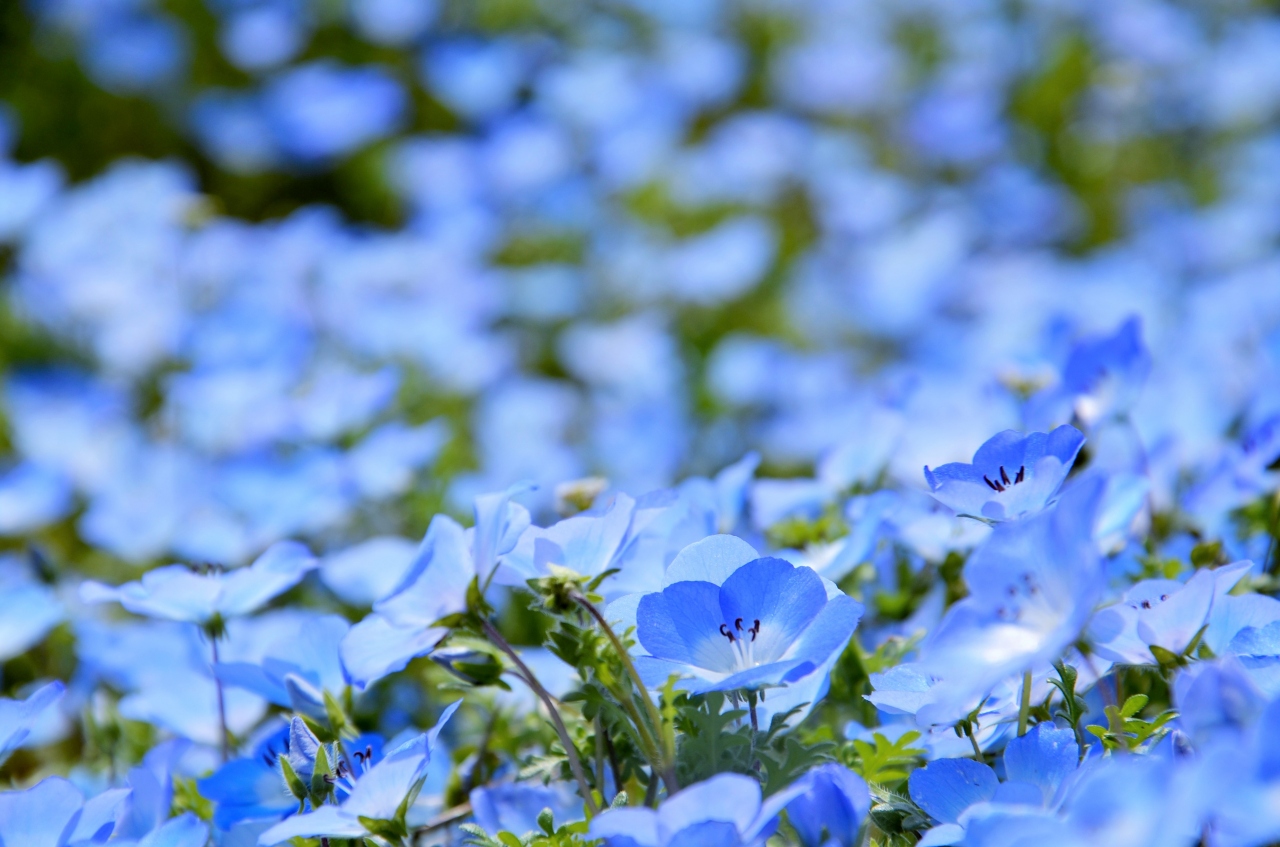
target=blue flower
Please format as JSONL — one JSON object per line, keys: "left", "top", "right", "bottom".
{"left": 256, "top": 701, "right": 458, "bottom": 844}
{"left": 909, "top": 477, "right": 1106, "bottom": 724}
{"left": 908, "top": 724, "right": 1080, "bottom": 846}
{"left": 213, "top": 612, "right": 350, "bottom": 717}
{"left": 80, "top": 541, "right": 317, "bottom": 627}
{"left": 608, "top": 535, "right": 862, "bottom": 695}
{"left": 0, "top": 554, "right": 64, "bottom": 661}
{"left": 340, "top": 485, "right": 530, "bottom": 689}
{"left": 784, "top": 763, "right": 871, "bottom": 847}
{"left": 1090, "top": 560, "right": 1252, "bottom": 666}
{"left": 923, "top": 425, "right": 1085, "bottom": 521}
{"left": 0, "top": 773, "right": 208, "bottom": 847}
{"left": 470, "top": 782, "right": 584, "bottom": 838}
{"left": 1027, "top": 316, "right": 1152, "bottom": 430}
{"left": 198, "top": 722, "right": 297, "bottom": 829}
{"left": 0, "top": 681, "right": 64, "bottom": 767}
{"left": 588, "top": 773, "right": 805, "bottom": 847}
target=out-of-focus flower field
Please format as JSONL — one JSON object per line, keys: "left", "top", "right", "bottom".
{"left": 3, "top": 0, "right": 1280, "bottom": 845}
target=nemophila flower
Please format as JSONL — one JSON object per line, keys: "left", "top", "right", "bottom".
{"left": 340, "top": 485, "right": 530, "bottom": 689}
{"left": 1027, "top": 316, "right": 1152, "bottom": 430}
{"left": 923, "top": 425, "right": 1085, "bottom": 521}
{"left": 0, "top": 773, "right": 208, "bottom": 847}
{"left": 588, "top": 773, "right": 805, "bottom": 847}
{"left": 910, "top": 478, "right": 1105, "bottom": 724}
{"left": 470, "top": 781, "right": 584, "bottom": 838}
{"left": 0, "top": 554, "right": 65, "bottom": 661}
{"left": 607, "top": 535, "right": 863, "bottom": 696}
{"left": 784, "top": 763, "right": 871, "bottom": 847}
{"left": 79, "top": 541, "right": 317, "bottom": 628}
{"left": 257, "top": 701, "right": 458, "bottom": 844}
{"left": 0, "top": 680, "right": 64, "bottom": 766}
{"left": 213, "top": 612, "right": 349, "bottom": 716}
{"left": 908, "top": 724, "right": 1080, "bottom": 847}
{"left": 198, "top": 721, "right": 297, "bottom": 829}
{"left": 495, "top": 491, "right": 637, "bottom": 587}
{"left": 1173, "top": 658, "right": 1267, "bottom": 748}
{"left": 1089, "top": 560, "right": 1252, "bottom": 665}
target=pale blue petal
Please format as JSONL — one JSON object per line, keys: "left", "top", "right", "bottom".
{"left": 340, "top": 613, "right": 447, "bottom": 690}
{"left": 135, "top": 812, "right": 209, "bottom": 847}
{"left": 0, "top": 680, "right": 64, "bottom": 764}
{"left": 257, "top": 805, "right": 364, "bottom": 844}
{"left": 663, "top": 535, "right": 758, "bottom": 587}
{"left": 1001, "top": 724, "right": 1079, "bottom": 804}
{"left": 908, "top": 758, "right": 998, "bottom": 824}
{"left": 657, "top": 773, "right": 759, "bottom": 839}
{"left": 588, "top": 808, "right": 659, "bottom": 847}
{"left": 0, "top": 776, "right": 83, "bottom": 847}
{"left": 319, "top": 536, "right": 417, "bottom": 606}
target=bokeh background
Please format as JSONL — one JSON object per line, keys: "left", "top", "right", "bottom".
{"left": 2, "top": 0, "right": 1280, "bottom": 790}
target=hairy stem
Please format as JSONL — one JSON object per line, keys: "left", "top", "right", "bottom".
{"left": 479, "top": 618, "right": 600, "bottom": 816}
{"left": 1018, "top": 670, "right": 1033, "bottom": 737}
{"left": 573, "top": 593, "right": 679, "bottom": 794}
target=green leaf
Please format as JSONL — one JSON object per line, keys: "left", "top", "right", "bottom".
{"left": 537, "top": 807, "right": 555, "bottom": 836}
{"left": 610, "top": 791, "right": 629, "bottom": 808}
{"left": 1120, "top": 694, "right": 1148, "bottom": 718}
{"left": 278, "top": 756, "right": 307, "bottom": 802}
{"left": 497, "top": 832, "right": 524, "bottom": 847}
{"left": 357, "top": 815, "right": 408, "bottom": 841}
{"left": 309, "top": 743, "right": 333, "bottom": 805}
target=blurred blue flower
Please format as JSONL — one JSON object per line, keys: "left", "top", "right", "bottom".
{"left": 910, "top": 477, "right": 1106, "bottom": 724}
{"left": 340, "top": 486, "right": 529, "bottom": 689}
{"left": 784, "top": 763, "right": 871, "bottom": 847}
{"left": 80, "top": 14, "right": 188, "bottom": 94}
{"left": 588, "top": 773, "right": 804, "bottom": 847}
{"left": 263, "top": 61, "right": 407, "bottom": 162}
{"left": 213, "top": 612, "right": 349, "bottom": 716}
{"left": 470, "top": 782, "right": 584, "bottom": 838}
{"left": 0, "top": 681, "right": 64, "bottom": 766}
{"left": 80, "top": 541, "right": 317, "bottom": 626}
{"left": 0, "top": 554, "right": 65, "bottom": 661}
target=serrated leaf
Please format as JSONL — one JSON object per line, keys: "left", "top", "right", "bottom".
{"left": 1120, "top": 694, "right": 1148, "bottom": 718}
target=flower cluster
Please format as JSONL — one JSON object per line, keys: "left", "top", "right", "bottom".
{"left": 4, "top": 0, "right": 1280, "bottom": 845}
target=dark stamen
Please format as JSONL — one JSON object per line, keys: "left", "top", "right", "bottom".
{"left": 734, "top": 617, "right": 743, "bottom": 631}
{"left": 984, "top": 475, "right": 1004, "bottom": 492}
{"left": 1015, "top": 465, "right": 1025, "bottom": 483}
{"left": 719, "top": 623, "right": 735, "bottom": 643}
{"left": 1000, "top": 466, "right": 1011, "bottom": 486}
{"left": 749, "top": 619, "right": 761, "bottom": 641}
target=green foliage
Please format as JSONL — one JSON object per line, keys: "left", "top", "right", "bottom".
{"left": 765, "top": 505, "right": 849, "bottom": 550}
{"left": 841, "top": 731, "right": 925, "bottom": 786}
{"left": 459, "top": 813, "right": 596, "bottom": 847}
{"left": 1048, "top": 661, "right": 1087, "bottom": 737}
{"left": 1086, "top": 694, "right": 1177, "bottom": 752}
{"left": 671, "top": 691, "right": 835, "bottom": 791}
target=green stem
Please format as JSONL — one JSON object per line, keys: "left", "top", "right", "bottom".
{"left": 1018, "top": 670, "right": 1033, "bottom": 737}
{"left": 208, "top": 633, "right": 229, "bottom": 763}
{"left": 573, "top": 594, "right": 680, "bottom": 794}
{"left": 479, "top": 618, "right": 600, "bottom": 816}
{"left": 964, "top": 721, "right": 983, "bottom": 760}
